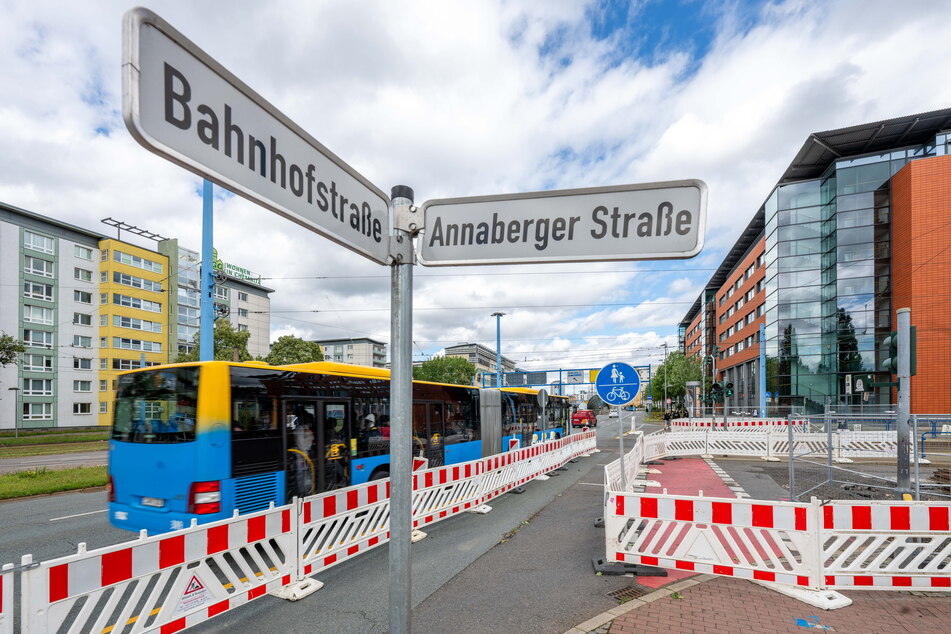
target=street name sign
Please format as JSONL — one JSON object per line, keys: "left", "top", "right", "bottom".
{"left": 122, "top": 8, "right": 391, "bottom": 265}
{"left": 419, "top": 180, "right": 706, "bottom": 266}
{"left": 595, "top": 362, "right": 641, "bottom": 407}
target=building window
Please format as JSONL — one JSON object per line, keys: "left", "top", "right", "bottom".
{"left": 112, "top": 337, "right": 162, "bottom": 352}
{"left": 100, "top": 402, "right": 108, "bottom": 414}
{"left": 214, "top": 286, "right": 229, "bottom": 300}
{"left": 24, "top": 231, "right": 54, "bottom": 254}
{"left": 23, "top": 282, "right": 53, "bottom": 301}
{"left": 73, "top": 335, "right": 92, "bottom": 348}
{"left": 23, "top": 329, "right": 54, "bottom": 349}
{"left": 100, "top": 380, "right": 108, "bottom": 391}
{"left": 100, "top": 315, "right": 108, "bottom": 327}
{"left": 23, "top": 378, "right": 53, "bottom": 396}
{"left": 23, "top": 354, "right": 53, "bottom": 372}
{"left": 73, "top": 403, "right": 92, "bottom": 415}
{"left": 23, "top": 403, "right": 53, "bottom": 421}
{"left": 74, "top": 290, "right": 92, "bottom": 304}
{"left": 101, "top": 249, "right": 109, "bottom": 261}
{"left": 238, "top": 308, "right": 248, "bottom": 318}
{"left": 113, "top": 315, "right": 162, "bottom": 333}
{"left": 113, "top": 250, "right": 163, "bottom": 273}
{"left": 74, "top": 267, "right": 93, "bottom": 282}
{"left": 73, "top": 380, "right": 92, "bottom": 392}
{"left": 112, "top": 293, "right": 162, "bottom": 313}
{"left": 24, "top": 256, "right": 54, "bottom": 277}
{"left": 75, "top": 245, "right": 94, "bottom": 260}
{"left": 73, "top": 312, "right": 92, "bottom": 326}
{"left": 112, "top": 271, "right": 162, "bottom": 293}
{"left": 74, "top": 357, "right": 93, "bottom": 370}
{"left": 23, "top": 305, "right": 54, "bottom": 325}
{"left": 238, "top": 292, "right": 248, "bottom": 301}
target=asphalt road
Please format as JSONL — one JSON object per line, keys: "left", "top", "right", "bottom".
{"left": 0, "top": 412, "right": 657, "bottom": 633}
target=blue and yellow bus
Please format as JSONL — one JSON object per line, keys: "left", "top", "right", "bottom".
{"left": 108, "top": 360, "right": 569, "bottom": 534}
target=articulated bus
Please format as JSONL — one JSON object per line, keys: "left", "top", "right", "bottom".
{"left": 108, "top": 360, "right": 569, "bottom": 534}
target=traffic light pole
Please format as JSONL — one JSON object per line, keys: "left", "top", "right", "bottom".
{"left": 896, "top": 308, "right": 911, "bottom": 498}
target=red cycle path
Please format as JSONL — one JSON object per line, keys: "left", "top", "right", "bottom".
{"left": 635, "top": 456, "right": 736, "bottom": 589}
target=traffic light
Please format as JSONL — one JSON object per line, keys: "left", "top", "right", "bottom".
{"left": 880, "top": 331, "right": 898, "bottom": 374}
{"left": 710, "top": 382, "right": 723, "bottom": 402}
{"left": 725, "top": 382, "right": 734, "bottom": 397}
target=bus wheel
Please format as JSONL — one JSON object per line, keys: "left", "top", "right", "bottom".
{"left": 369, "top": 467, "right": 390, "bottom": 481}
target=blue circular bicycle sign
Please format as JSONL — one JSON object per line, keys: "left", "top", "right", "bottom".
{"left": 595, "top": 362, "right": 640, "bottom": 406}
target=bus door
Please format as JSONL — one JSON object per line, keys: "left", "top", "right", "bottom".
{"left": 412, "top": 401, "right": 445, "bottom": 467}
{"left": 284, "top": 400, "right": 318, "bottom": 499}
{"left": 316, "top": 400, "right": 351, "bottom": 492}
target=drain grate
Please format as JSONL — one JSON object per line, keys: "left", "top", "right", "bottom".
{"left": 607, "top": 584, "right": 652, "bottom": 602}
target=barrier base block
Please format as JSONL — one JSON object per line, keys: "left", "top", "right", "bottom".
{"left": 411, "top": 530, "right": 428, "bottom": 543}
{"left": 594, "top": 516, "right": 604, "bottom": 528}
{"left": 592, "top": 558, "right": 668, "bottom": 577}
{"left": 760, "top": 456, "right": 781, "bottom": 462}
{"left": 270, "top": 577, "right": 324, "bottom": 601}
{"left": 833, "top": 458, "right": 855, "bottom": 464}
{"left": 536, "top": 474, "right": 551, "bottom": 481}
{"left": 466, "top": 504, "right": 493, "bottom": 514}
{"left": 752, "top": 581, "right": 852, "bottom": 610}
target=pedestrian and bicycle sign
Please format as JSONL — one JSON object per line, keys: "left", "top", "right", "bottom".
{"left": 595, "top": 362, "right": 640, "bottom": 406}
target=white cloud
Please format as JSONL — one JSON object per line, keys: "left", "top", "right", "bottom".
{"left": 2, "top": 0, "right": 951, "bottom": 379}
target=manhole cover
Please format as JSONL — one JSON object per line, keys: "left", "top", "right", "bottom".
{"left": 607, "top": 584, "right": 651, "bottom": 602}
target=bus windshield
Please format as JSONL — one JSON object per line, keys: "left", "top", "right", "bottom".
{"left": 112, "top": 367, "right": 199, "bottom": 443}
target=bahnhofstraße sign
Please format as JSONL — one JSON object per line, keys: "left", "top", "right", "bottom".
{"left": 418, "top": 180, "right": 706, "bottom": 266}
{"left": 122, "top": 8, "right": 390, "bottom": 265}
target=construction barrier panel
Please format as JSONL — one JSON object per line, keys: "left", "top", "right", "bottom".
{"left": 1, "top": 564, "right": 12, "bottom": 634}
{"left": 4, "top": 429, "right": 596, "bottom": 634}
{"left": 21, "top": 504, "right": 296, "bottom": 634}
{"left": 669, "top": 419, "right": 807, "bottom": 432}
{"left": 821, "top": 500, "right": 951, "bottom": 590}
{"left": 602, "top": 430, "right": 951, "bottom": 595}
{"left": 607, "top": 492, "right": 822, "bottom": 588}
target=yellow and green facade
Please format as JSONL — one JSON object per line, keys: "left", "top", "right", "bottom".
{"left": 96, "top": 239, "right": 171, "bottom": 426}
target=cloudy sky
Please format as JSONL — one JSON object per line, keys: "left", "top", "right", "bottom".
{"left": 3, "top": 0, "right": 951, "bottom": 384}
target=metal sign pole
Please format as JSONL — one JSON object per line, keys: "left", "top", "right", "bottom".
{"left": 896, "top": 307, "right": 912, "bottom": 497}
{"left": 388, "top": 186, "right": 415, "bottom": 634}
{"left": 618, "top": 405, "right": 627, "bottom": 491}
{"left": 199, "top": 180, "right": 214, "bottom": 361}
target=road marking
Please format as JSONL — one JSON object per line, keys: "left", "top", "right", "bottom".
{"left": 49, "top": 509, "right": 107, "bottom": 522}
{"left": 576, "top": 482, "right": 603, "bottom": 487}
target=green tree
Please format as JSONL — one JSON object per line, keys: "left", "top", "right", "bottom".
{"left": 413, "top": 356, "right": 476, "bottom": 385}
{"left": 0, "top": 332, "right": 25, "bottom": 367}
{"left": 586, "top": 395, "right": 603, "bottom": 411}
{"left": 265, "top": 335, "right": 324, "bottom": 365}
{"left": 175, "top": 320, "right": 252, "bottom": 362}
{"left": 651, "top": 351, "right": 703, "bottom": 405}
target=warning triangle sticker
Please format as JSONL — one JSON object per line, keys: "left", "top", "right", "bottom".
{"left": 173, "top": 573, "right": 213, "bottom": 617}
{"left": 184, "top": 575, "right": 205, "bottom": 595}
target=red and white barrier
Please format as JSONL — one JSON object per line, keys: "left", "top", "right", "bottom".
{"left": 821, "top": 500, "right": 951, "bottom": 590}
{"left": 670, "top": 418, "right": 807, "bottom": 432}
{"left": 607, "top": 492, "right": 820, "bottom": 588}
{"left": 602, "top": 431, "right": 951, "bottom": 603}
{"left": 7, "top": 431, "right": 597, "bottom": 633}
{"left": 1, "top": 563, "right": 12, "bottom": 634}
{"left": 21, "top": 504, "right": 296, "bottom": 634}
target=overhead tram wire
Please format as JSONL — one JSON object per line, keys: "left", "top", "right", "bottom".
{"left": 258, "top": 266, "right": 720, "bottom": 281}
{"left": 254, "top": 299, "right": 699, "bottom": 314}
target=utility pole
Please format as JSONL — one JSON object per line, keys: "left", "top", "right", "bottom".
{"left": 492, "top": 312, "right": 505, "bottom": 387}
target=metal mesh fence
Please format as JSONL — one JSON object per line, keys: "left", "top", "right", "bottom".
{"left": 787, "top": 412, "right": 951, "bottom": 502}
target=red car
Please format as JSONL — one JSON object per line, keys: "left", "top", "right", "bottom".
{"left": 571, "top": 410, "right": 597, "bottom": 428}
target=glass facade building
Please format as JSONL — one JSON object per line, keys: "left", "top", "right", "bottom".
{"left": 682, "top": 108, "right": 951, "bottom": 415}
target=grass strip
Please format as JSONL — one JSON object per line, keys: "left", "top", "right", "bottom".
{"left": 0, "top": 427, "right": 104, "bottom": 438}
{"left": 0, "top": 432, "right": 110, "bottom": 447}
{"left": 0, "top": 465, "right": 108, "bottom": 499}
{"left": 0, "top": 441, "right": 109, "bottom": 458}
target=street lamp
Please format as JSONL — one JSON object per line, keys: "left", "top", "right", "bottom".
{"left": 8, "top": 387, "right": 19, "bottom": 439}
{"left": 491, "top": 312, "right": 505, "bottom": 387}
